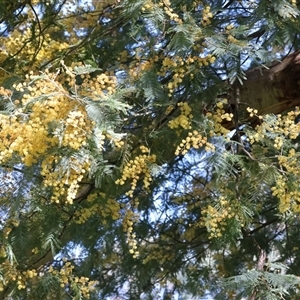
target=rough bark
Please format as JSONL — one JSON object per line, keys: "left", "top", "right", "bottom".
{"left": 227, "top": 50, "right": 300, "bottom": 129}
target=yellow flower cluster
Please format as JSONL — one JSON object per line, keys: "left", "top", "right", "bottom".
{"left": 200, "top": 197, "right": 235, "bottom": 239}
{"left": 128, "top": 58, "right": 154, "bottom": 79}
{"left": 75, "top": 195, "right": 120, "bottom": 224}
{"left": 24, "top": 72, "right": 92, "bottom": 146}
{"left": 272, "top": 149, "right": 300, "bottom": 213}
{"left": 60, "top": 0, "right": 117, "bottom": 40}
{"left": 246, "top": 106, "right": 262, "bottom": 118}
{"left": 274, "top": 136, "right": 284, "bottom": 150}
{"left": 0, "top": 262, "right": 18, "bottom": 291}
{"left": 0, "top": 262, "right": 39, "bottom": 291}
{"left": 115, "top": 145, "right": 156, "bottom": 198}
{"left": 0, "top": 246, "right": 6, "bottom": 258}
{"left": 123, "top": 209, "right": 140, "bottom": 258}
{"left": 246, "top": 128, "right": 263, "bottom": 144}
{"left": 16, "top": 278, "right": 26, "bottom": 290}
{"left": 41, "top": 156, "right": 90, "bottom": 204}
{"left": 104, "top": 133, "right": 126, "bottom": 149}
{"left": 142, "top": 244, "right": 175, "bottom": 264}
{"left": 63, "top": 110, "right": 88, "bottom": 149}
{"left": 227, "top": 34, "right": 239, "bottom": 44}
{"left": 225, "top": 23, "right": 235, "bottom": 32}
{"left": 168, "top": 102, "right": 193, "bottom": 130}
{"left": 284, "top": 109, "right": 300, "bottom": 139}
{"left": 167, "top": 74, "right": 185, "bottom": 97}
{"left": 271, "top": 175, "right": 290, "bottom": 213}
{"left": 22, "top": 269, "right": 38, "bottom": 279}
{"left": 115, "top": 145, "right": 157, "bottom": 257}
{"left": 288, "top": 191, "right": 300, "bottom": 213}
{"left": 161, "top": 56, "right": 180, "bottom": 68}
{"left": 175, "top": 130, "right": 215, "bottom": 155}
{"left": 0, "top": 86, "right": 12, "bottom": 96}
{"left": 31, "top": 247, "right": 39, "bottom": 255}
{"left": 161, "top": 0, "right": 182, "bottom": 24}
{"left": 0, "top": 67, "right": 116, "bottom": 204}
{"left": 201, "top": 6, "right": 213, "bottom": 26}
{"left": 114, "top": 139, "right": 125, "bottom": 148}
{"left": 0, "top": 75, "right": 77, "bottom": 166}
{"left": 214, "top": 100, "right": 232, "bottom": 121}
{"left": 161, "top": 56, "right": 185, "bottom": 96}
{"left": 141, "top": 0, "right": 155, "bottom": 12}
{"left": 80, "top": 71, "right": 117, "bottom": 98}
{"left": 160, "top": 55, "right": 215, "bottom": 96}
{"left": 278, "top": 149, "right": 299, "bottom": 175}
{"left": 247, "top": 107, "right": 300, "bottom": 148}
{"left": 49, "top": 260, "right": 97, "bottom": 298}
{"left": 0, "top": 115, "right": 57, "bottom": 166}
{"left": 186, "top": 54, "right": 216, "bottom": 66}
{"left": 206, "top": 100, "right": 230, "bottom": 136}
{"left": 15, "top": 269, "right": 38, "bottom": 290}
{"left": 99, "top": 198, "right": 121, "bottom": 221}
{"left": 0, "top": 28, "right": 69, "bottom": 72}
{"left": 76, "top": 206, "right": 97, "bottom": 224}
{"left": 225, "top": 24, "right": 248, "bottom": 46}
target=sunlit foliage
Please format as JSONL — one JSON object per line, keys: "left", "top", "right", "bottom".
{"left": 1, "top": 0, "right": 300, "bottom": 299}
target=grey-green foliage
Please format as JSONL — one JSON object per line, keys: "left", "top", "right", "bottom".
{"left": 222, "top": 264, "right": 300, "bottom": 299}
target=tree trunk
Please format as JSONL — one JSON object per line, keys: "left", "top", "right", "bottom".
{"left": 227, "top": 50, "right": 300, "bottom": 129}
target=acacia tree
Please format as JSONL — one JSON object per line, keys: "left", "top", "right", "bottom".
{"left": 1, "top": 0, "right": 300, "bottom": 299}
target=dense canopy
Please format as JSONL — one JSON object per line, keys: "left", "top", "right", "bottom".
{"left": 1, "top": 0, "right": 300, "bottom": 299}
